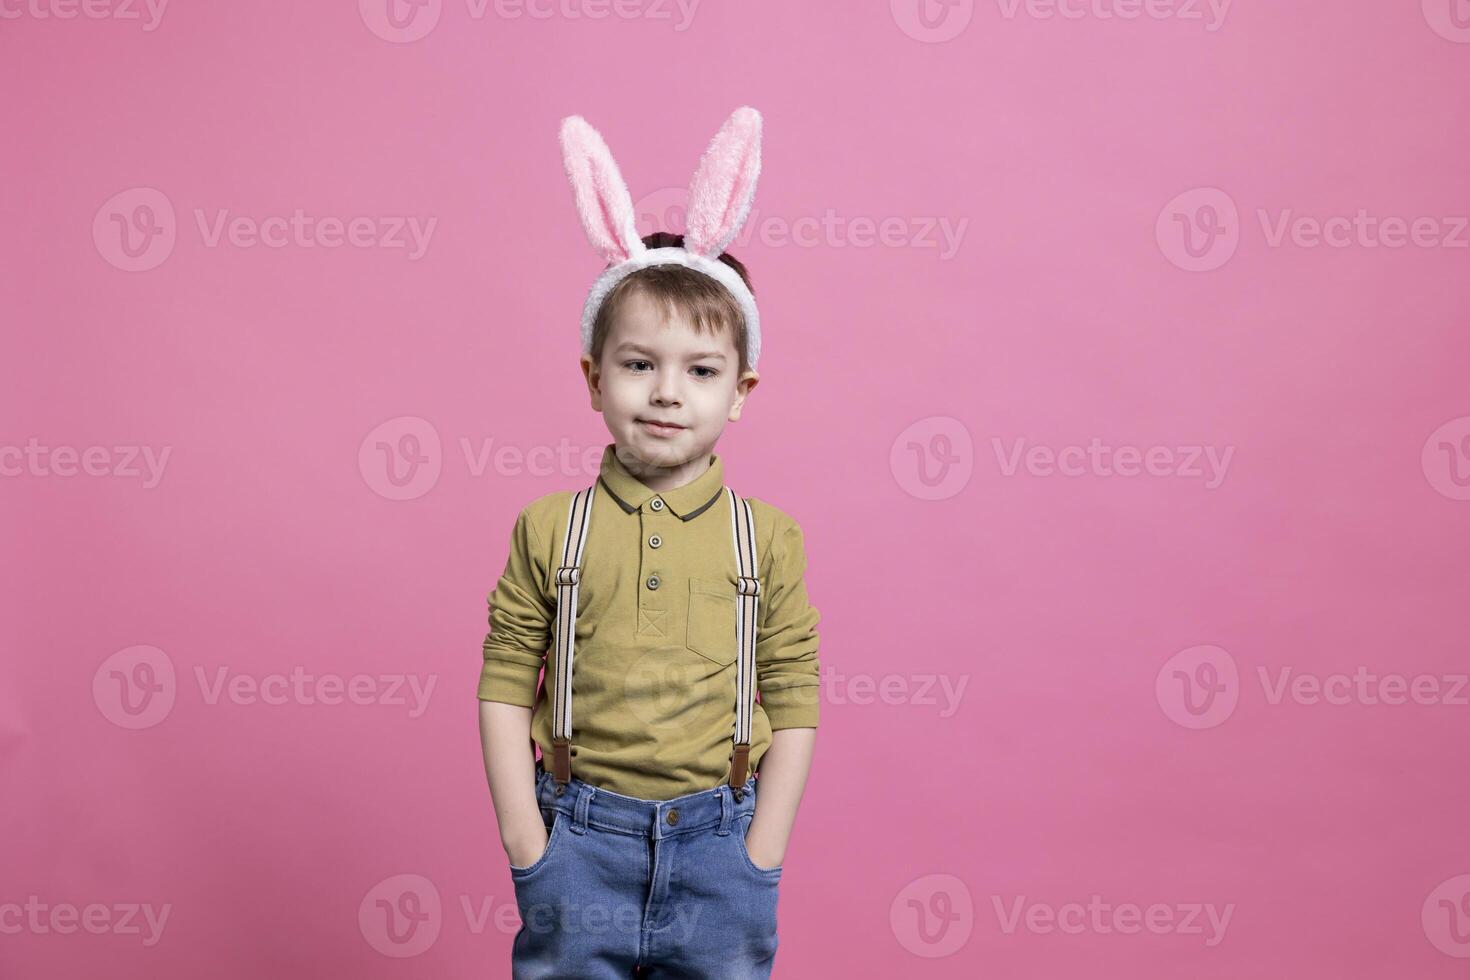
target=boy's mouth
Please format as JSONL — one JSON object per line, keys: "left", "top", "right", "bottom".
{"left": 637, "top": 418, "right": 685, "bottom": 435}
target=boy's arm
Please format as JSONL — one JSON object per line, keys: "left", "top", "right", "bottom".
{"left": 746, "top": 517, "right": 821, "bottom": 870}
{"left": 479, "top": 701, "right": 546, "bottom": 866}
{"left": 744, "top": 728, "right": 815, "bottom": 869}
{"left": 478, "top": 506, "right": 555, "bottom": 867}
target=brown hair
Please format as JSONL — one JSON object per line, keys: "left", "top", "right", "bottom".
{"left": 589, "top": 232, "right": 755, "bottom": 377}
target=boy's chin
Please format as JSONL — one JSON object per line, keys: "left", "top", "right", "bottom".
{"left": 616, "top": 430, "right": 705, "bottom": 467}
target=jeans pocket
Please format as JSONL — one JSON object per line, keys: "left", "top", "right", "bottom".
{"left": 735, "top": 811, "right": 783, "bottom": 878}
{"left": 509, "top": 807, "right": 565, "bottom": 877}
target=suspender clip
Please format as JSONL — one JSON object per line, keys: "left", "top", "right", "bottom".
{"left": 555, "top": 565, "right": 581, "bottom": 587}
{"left": 728, "top": 743, "right": 751, "bottom": 799}
{"left": 552, "top": 739, "right": 572, "bottom": 789}
{"left": 736, "top": 575, "right": 761, "bottom": 597}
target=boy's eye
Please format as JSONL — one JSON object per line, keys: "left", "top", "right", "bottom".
{"left": 623, "top": 360, "right": 717, "bottom": 379}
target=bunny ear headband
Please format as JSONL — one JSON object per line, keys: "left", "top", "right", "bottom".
{"left": 559, "top": 106, "right": 763, "bottom": 370}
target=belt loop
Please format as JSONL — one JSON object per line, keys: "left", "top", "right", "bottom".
{"left": 716, "top": 786, "right": 733, "bottom": 836}
{"left": 571, "top": 783, "right": 594, "bottom": 834}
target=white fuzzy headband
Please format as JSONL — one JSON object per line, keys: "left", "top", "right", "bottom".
{"left": 559, "top": 106, "right": 763, "bottom": 370}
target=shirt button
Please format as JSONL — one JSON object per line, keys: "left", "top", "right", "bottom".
{"left": 650, "top": 498, "right": 664, "bottom": 511}
{"left": 648, "top": 534, "right": 662, "bottom": 549}
{"left": 647, "top": 575, "right": 660, "bottom": 590}
{"left": 666, "top": 808, "right": 679, "bottom": 825}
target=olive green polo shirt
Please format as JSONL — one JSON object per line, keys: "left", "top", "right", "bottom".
{"left": 479, "top": 442, "right": 821, "bottom": 801}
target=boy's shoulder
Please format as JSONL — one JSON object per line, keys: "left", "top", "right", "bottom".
{"left": 515, "top": 488, "right": 578, "bottom": 544}
{"left": 741, "top": 496, "right": 804, "bottom": 543}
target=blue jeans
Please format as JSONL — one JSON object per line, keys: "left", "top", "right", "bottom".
{"left": 509, "top": 765, "right": 782, "bottom": 979}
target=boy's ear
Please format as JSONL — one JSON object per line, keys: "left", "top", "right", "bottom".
{"left": 728, "top": 370, "right": 759, "bottom": 422}
{"left": 580, "top": 353, "right": 603, "bottom": 410}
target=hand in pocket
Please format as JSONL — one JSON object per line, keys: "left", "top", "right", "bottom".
{"left": 505, "top": 809, "right": 554, "bottom": 869}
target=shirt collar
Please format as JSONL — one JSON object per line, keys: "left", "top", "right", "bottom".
{"left": 596, "top": 443, "right": 727, "bottom": 521}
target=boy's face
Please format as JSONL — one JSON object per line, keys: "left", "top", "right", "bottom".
{"left": 581, "top": 287, "right": 758, "bottom": 474}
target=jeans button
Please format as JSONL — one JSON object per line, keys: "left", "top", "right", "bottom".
{"left": 666, "top": 808, "right": 679, "bottom": 826}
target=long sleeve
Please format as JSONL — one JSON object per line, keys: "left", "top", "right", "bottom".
{"left": 755, "top": 519, "right": 821, "bottom": 730}
{"left": 477, "top": 506, "right": 554, "bottom": 707}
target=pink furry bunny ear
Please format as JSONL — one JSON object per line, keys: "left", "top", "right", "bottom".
{"left": 560, "top": 115, "right": 645, "bottom": 265}
{"left": 683, "top": 106, "right": 762, "bottom": 258}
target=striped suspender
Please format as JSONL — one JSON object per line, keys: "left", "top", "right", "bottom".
{"left": 549, "top": 485, "right": 595, "bottom": 790}
{"left": 547, "top": 483, "right": 761, "bottom": 801}
{"left": 727, "top": 488, "right": 761, "bottom": 801}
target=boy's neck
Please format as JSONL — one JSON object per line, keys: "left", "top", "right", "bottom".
{"left": 613, "top": 443, "right": 715, "bottom": 494}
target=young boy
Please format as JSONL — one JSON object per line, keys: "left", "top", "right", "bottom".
{"left": 478, "top": 109, "right": 820, "bottom": 978}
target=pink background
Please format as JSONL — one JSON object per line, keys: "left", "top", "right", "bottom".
{"left": 5, "top": 1, "right": 1470, "bottom": 977}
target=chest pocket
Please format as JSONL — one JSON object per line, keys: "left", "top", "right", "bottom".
{"left": 685, "top": 578, "right": 737, "bottom": 666}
